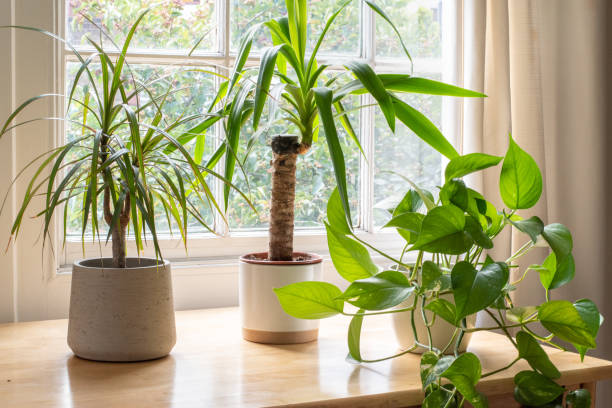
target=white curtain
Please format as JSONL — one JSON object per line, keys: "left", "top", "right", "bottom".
{"left": 461, "top": 0, "right": 611, "bottom": 404}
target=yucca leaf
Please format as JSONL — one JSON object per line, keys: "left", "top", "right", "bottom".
{"left": 109, "top": 10, "right": 149, "bottom": 105}
{"left": 285, "top": 0, "right": 301, "bottom": 60}
{"left": 313, "top": 87, "right": 352, "bottom": 227}
{"left": 391, "top": 95, "right": 458, "bottom": 159}
{"left": 362, "top": 0, "right": 412, "bottom": 68}
{"left": 296, "top": 0, "right": 307, "bottom": 61}
{"left": 229, "top": 23, "right": 260, "bottom": 94}
{"left": 335, "top": 75, "right": 485, "bottom": 99}
{"left": 225, "top": 83, "right": 254, "bottom": 209}
{"left": 253, "top": 45, "right": 284, "bottom": 130}
{"left": 82, "top": 131, "right": 102, "bottom": 238}
{"left": 306, "top": 0, "right": 350, "bottom": 78}
{"left": 307, "top": 64, "right": 329, "bottom": 90}
{"left": 345, "top": 61, "right": 395, "bottom": 132}
{"left": 0, "top": 94, "right": 61, "bottom": 137}
{"left": 334, "top": 100, "right": 363, "bottom": 157}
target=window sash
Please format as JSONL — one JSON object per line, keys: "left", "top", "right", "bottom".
{"left": 60, "top": 0, "right": 459, "bottom": 265}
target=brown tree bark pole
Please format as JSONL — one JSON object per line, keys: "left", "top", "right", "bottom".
{"left": 104, "top": 187, "right": 131, "bottom": 268}
{"left": 268, "top": 135, "right": 299, "bottom": 261}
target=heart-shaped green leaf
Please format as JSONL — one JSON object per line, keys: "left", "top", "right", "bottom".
{"left": 516, "top": 331, "right": 561, "bottom": 379}
{"left": 499, "top": 135, "right": 542, "bottom": 209}
{"left": 440, "top": 178, "right": 468, "bottom": 209}
{"left": 325, "top": 221, "right": 377, "bottom": 282}
{"left": 424, "top": 298, "right": 457, "bottom": 325}
{"left": 421, "top": 261, "right": 443, "bottom": 292}
{"left": 441, "top": 353, "right": 487, "bottom": 408}
{"left": 383, "top": 212, "right": 424, "bottom": 244}
{"left": 392, "top": 189, "right": 424, "bottom": 216}
{"left": 445, "top": 153, "right": 502, "bottom": 182}
{"left": 538, "top": 252, "right": 575, "bottom": 290}
{"left": 513, "top": 370, "right": 564, "bottom": 406}
{"left": 327, "top": 188, "right": 351, "bottom": 235}
{"left": 452, "top": 261, "right": 509, "bottom": 322}
{"left": 274, "top": 281, "right": 344, "bottom": 319}
{"left": 538, "top": 300, "right": 597, "bottom": 348}
{"left": 508, "top": 215, "right": 544, "bottom": 243}
{"left": 573, "top": 299, "right": 603, "bottom": 360}
{"left": 507, "top": 306, "right": 537, "bottom": 323}
{"left": 422, "top": 388, "right": 454, "bottom": 408}
{"left": 338, "top": 270, "right": 414, "bottom": 310}
{"left": 541, "top": 223, "right": 573, "bottom": 259}
{"left": 421, "top": 352, "right": 455, "bottom": 388}
{"left": 410, "top": 205, "right": 473, "bottom": 255}
{"left": 566, "top": 389, "right": 592, "bottom": 408}
{"left": 464, "top": 216, "right": 493, "bottom": 249}
{"left": 347, "top": 309, "right": 364, "bottom": 362}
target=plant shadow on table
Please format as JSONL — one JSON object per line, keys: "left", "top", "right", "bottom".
{"left": 66, "top": 355, "right": 177, "bottom": 406}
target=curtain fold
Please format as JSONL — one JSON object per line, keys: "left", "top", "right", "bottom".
{"left": 462, "top": 1, "right": 611, "bottom": 404}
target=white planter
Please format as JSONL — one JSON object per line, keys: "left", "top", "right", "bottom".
{"left": 239, "top": 252, "right": 322, "bottom": 344}
{"left": 392, "top": 293, "right": 476, "bottom": 354}
{"left": 68, "top": 258, "right": 176, "bottom": 362}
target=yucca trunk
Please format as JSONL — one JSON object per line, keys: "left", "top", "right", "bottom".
{"left": 104, "top": 187, "right": 131, "bottom": 268}
{"left": 268, "top": 135, "right": 300, "bottom": 261}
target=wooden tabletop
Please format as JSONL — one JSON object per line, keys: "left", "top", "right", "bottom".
{"left": 1, "top": 307, "right": 611, "bottom": 408}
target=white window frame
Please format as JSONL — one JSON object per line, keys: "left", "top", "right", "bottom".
{"left": 1, "top": 0, "right": 463, "bottom": 321}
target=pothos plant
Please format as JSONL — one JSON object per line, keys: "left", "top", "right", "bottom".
{"left": 213, "top": 0, "right": 484, "bottom": 260}
{"left": 0, "top": 11, "right": 247, "bottom": 267}
{"left": 274, "top": 136, "right": 602, "bottom": 407}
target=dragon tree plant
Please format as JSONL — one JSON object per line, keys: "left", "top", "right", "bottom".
{"left": 213, "top": 0, "right": 485, "bottom": 261}
{"left": 0, "top": 11, "right": 244, "bottom": 268}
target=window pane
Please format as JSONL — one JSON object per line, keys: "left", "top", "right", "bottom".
{"left": 230, "top": 0, "right": 360, "bottom": 55}
{"left": 375, "top": 0, "right": 441, "bottom": 59}
{"left": 66, "top": 0, "right": 217, "bottom": 52}
{"left": 227, "top": 92, "right": 361, "bottom": 231}
{"left": 373, "top": 73, "right": 442, "bottom": 227}
{"left": 64, "top": 62, "right": 218, "bottom": 236}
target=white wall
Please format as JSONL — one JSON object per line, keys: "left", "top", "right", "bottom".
{"left": 0, "top": 0, "right": 16, "bottom": 323}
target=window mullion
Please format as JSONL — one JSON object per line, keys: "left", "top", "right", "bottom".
{"left": 213, "top": 67, "right": 229, "bottom": 237}
{"left": 359, "top": 1, "right": 375, "bottom": 232}
{"left": 362, "top": 0, "right": 375, "bottom": 63}
{"left": 222, "top": 0, "right": 230, "bottom": 61}
{"left": 359, "top": 94, "right": 375, "bottom": 233}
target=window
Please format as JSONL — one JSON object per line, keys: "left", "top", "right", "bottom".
{"left": 62, "top": 0, "right": 458, "bottom": 261}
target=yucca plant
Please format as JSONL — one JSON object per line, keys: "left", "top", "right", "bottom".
{"left": 0, "top": 11, "right": 243, "bottom": 268}
{"left": 215, "top": 0, "right": 485, "bottom": 261}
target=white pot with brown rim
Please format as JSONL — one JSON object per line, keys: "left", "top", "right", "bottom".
{"left": 239, "top": 252, "right": 323, "bottom": 344}
{"left": 68, "top": 257, "right": 176, "bottom": 362}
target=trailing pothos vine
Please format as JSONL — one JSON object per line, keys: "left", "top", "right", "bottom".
{"left": 275, "top": 136, "right": 602, "bottom": 408}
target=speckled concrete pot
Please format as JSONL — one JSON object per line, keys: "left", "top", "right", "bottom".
{"left": 68, "top": 258, "right": 175, "bottom": 362}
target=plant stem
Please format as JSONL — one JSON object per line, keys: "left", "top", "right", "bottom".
{"left": 463, "top": 322, "right": 527, "bottom": 333}
{"left": 357, "top": 344, "right": 418, "bottom": 363}
{"left": 505, "top": 240, "right": 534, "bottom": 263}
{"left": 454, "top": 320, "right": 466, "bottom": 357}
{"left": 441, "top": 328, "right": 460, "bottom": 355}
{"left": 352, "top": 235, "right": 410, "bottom": 268}
{"left": 341, "top": 306, "right": 415, "bottom": 317}
{"left": 485, "top": 309, "right": 517, "bottom": 348}
{"left": 421, "top": 296, "right": 433, "bottom": 349}
{"left": 481, "top": 356, "right": 520, "bottom": 378}
{"left": 443, "top": 388, "right": 457, "bottom": 408}
{"left": 268, "top": 135, "right": 299, "bottom": 261}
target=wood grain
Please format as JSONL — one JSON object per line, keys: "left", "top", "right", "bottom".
{"left": 0, "top": 308, "right": 611, "bottom": 408}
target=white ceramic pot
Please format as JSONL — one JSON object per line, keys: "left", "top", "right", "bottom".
{"left": 68, "top": 257, "right": 176, "bottom": 362}
{"left": 392, "top": 293, "right": 476, "bottom": 354}
{"left": 239, "top": 252, "right": 322, "bottom": 344}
